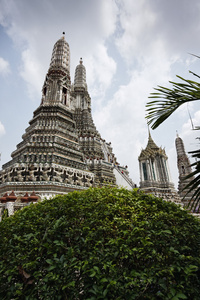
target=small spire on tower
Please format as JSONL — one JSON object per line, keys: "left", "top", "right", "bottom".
{"left": 80, "top": 57, "right": 83, "bottom": 64}
{"left": 148, "top": 125, "right": 151, "bottom": 137}
{"left": 147, "top": 125, "right": 154, "bottom": 143}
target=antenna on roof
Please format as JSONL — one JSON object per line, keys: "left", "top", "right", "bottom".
{"left": 187, "top": 103, "right": 194, "bottom": 130}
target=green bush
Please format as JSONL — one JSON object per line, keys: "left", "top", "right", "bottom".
{"left": 0, "top": 187, "right": 200, "bottom": 299}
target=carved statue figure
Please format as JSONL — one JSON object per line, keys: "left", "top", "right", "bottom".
{"left": 7, "top": 169, "right": 12, "bottom": 182}
{"left": 64, "top": 170, "right": 74, "bottom": 184}
{"left": 53, "top": 167, "right": 63, "bottom": 183}
{"left": 76, "top": 172, "right": 84, "bottom": 186}
{"left": 16, "top": 167, "right": 23, "bottom": 182}
{"left": 85, "top": 174, "right": 93, "bottom": 187}
{"left": 41, "top": 165, "right": 50, "bottom": 181}
{"left": 28, "top": 165, "right": 36, "bottom": 182}
{"left": 1, "top": 170, "right": 6, "bottom": 183}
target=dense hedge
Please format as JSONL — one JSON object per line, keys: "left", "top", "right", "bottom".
{"left": 0, "top": 187, "right": 200, "bottom": 299}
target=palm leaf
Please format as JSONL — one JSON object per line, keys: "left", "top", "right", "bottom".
{"left": 146, "top": 75, "right": 200, "bottom": 129}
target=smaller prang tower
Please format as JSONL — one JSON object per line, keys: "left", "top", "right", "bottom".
{"left": 175, "top": 134, "right": 196, "bottom": 207}
{"left": 70, "top": 58, "right": 117, "bottom": 185}
{"left": 138, "top": 130, "right": 181, "bottom": 203}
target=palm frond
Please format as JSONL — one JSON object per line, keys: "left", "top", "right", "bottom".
{"left": 146, "top": 68, "right": 200, "bottom": 212}
{"left": 146, "top": 75, "right": 200, "bottom": 129}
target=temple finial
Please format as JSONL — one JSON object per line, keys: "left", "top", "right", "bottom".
{"left": 148, "top": 125, "right": 152, "bottom": 139}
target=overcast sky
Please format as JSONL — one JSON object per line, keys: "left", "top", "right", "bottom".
{"left": 0, "top": 0, "right": 200, "bottom": 188}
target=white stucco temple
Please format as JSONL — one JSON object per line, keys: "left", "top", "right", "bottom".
{"left": 138, "top": 130, "right": 181, "bottom": 204}
{"left": 0, "top": 34, "right": 135, "bottom": 217}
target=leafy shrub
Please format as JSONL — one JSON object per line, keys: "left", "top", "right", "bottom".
{"left": 0, "top": 187, "right": 200, "bottom": 299}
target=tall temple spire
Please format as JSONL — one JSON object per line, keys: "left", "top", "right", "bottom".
{"left": 49, "top": 35, "right": 70, "bottom": 72}
{"left": 0, "top": 36, "right": 94, "bottom": 203}
{"left": 41, "top": 35, "right": 71, "bottom": 106}
{"left": 71, "top": 58, "right": 116, "bottom": 169}
{"left": 175, "top": 134, "right": 196, "bottom": 207}
{"left": 74, "top": 58, "right": 87, "bottom": 91}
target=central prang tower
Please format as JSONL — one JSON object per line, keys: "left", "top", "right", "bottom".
{"left": 0, "top": 34, "right": 134, "bottom": 212}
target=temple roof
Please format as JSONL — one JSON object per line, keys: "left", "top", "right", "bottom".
{"left": 49, "top": 34, "right": 70, "bottom": 72}
{"left": 74, "top": 58, "right": 87, "bottom": 91}
{"left": 138, "top": 130, "right": 166, "bottom": 160}
{"left": 146, "top": 131, "right": 159, "bottom": 151}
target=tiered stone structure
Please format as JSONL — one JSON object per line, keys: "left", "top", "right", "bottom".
{"left": 0, "top": 34, "right": 134, "bottom": 217}
{"left": 71, "top": 58, "right": 116, "bottom": 185}
{"left": 175, "top": 134, "right": 197, "bottom": 209}
{"left": 138, "top": 131, "right": 181, "bottom": 204}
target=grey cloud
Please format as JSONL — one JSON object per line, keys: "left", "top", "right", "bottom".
{"left": 0, "top": 57, "right": 10, "bottom": 75}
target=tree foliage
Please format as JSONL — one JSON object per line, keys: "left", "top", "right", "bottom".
{"left": 146, "top": 70, "right": 200, "bottom": 209}
{"left": 0, "top": 187, "right": 200, "bottom": 299}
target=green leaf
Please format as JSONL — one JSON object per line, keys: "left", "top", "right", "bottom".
{"left": 176, "top": 292, "right": 187, "bottom": 299}
{"left": 46, "top": 259, "right": 52, "bottom": 264}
